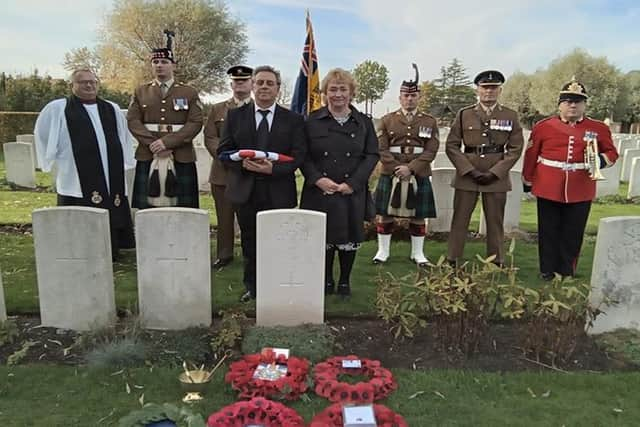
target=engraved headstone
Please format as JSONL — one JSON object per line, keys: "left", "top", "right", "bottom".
{"left": 628, "top": 157, "right": 640, "bottom": 199}
{"left": 136, "top": 208, "right": 211, "bottom": 330}
{"left": 3, "top": 142, "right": 36, "bottom": 188}
{"left": 478, "top": 170, "right": 524, "bottom": 234}
{"left": 256, "top": 209, "right": 326, "bottom": 326}
{"left": 428, "top": 168, "right": 457, "bottom": 232}
{"left": 589, "top": 217, "right": 640, "bottom": 334}
{"left": 621, "top": 148, "right": 640, "bottom": 182}
{"left": 33, "top": 207, "right": 115, "bottom": 330}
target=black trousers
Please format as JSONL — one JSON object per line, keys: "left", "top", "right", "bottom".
{"left": 537, "top": 197, "right": 591, "bottom": 277}
{"left": 57, "top": 194, "right": 135, "bottom": 259}
{"left": 235, "top": 180, "right": 273, "bottom": 297}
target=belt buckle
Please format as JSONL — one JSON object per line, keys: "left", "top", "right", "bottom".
{"left": 478, "top": 144, "right": 486, "bottom": 158}
{"left": 158, "top": 124, "right": 173, "bottom": 132}
{"left": 562, "top": 163, "right": 575, "bottom": 171}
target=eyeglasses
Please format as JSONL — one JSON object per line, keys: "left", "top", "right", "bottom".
{"left": 75, "top": 80, "right": 98, "bottom": 86}
{"left": 254, "top": 79, "right": 278, "bottom": 87}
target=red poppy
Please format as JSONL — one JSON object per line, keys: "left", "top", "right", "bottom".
{"left": 207, "top": 398, "right": 305, "bottom": 427}
{"left": 225, "top": 353, "right": 310, "bottom": 401}
{"left": 313, "top": 355, "right": 397, "bottom": 403}
{"left": 309, "top": 403, "right": 408, "bottom": 427}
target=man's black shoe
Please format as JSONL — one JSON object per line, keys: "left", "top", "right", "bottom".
{"left": 337, "top": 283, "right": 351, "bottom": 298}
{"left": 212, "top": 257, "right": 233, "bottom": 269}
{"left": 325, "top": 282, "right": 335, "bottom": 295}
{"left": 540, "top": 272, "right": 554, "bottom": 281}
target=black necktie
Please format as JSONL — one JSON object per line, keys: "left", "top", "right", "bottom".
{"left": 256, "top": 109, "right": 270, "bottom": 150}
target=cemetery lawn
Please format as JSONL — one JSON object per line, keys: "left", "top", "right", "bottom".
{"left": 1, "top": 365, "right": 640, "bottom": 426}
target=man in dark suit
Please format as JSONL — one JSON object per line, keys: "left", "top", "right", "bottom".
{"left": 217, "top": 65, "right": 307, "bottom": 301}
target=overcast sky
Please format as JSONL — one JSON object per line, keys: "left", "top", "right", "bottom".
{"left": 2, "top": 0, "right": 639, "bottom": 112}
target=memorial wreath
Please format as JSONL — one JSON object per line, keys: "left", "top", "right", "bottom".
{"left": 313, "top": 355, "right": 397, "bottom": 403}
{"left": 224, "top": 350, "right": 310, "bottom": 400}
{"left": 206, "top": 397, "right": 305, "bottom": 427}
{"left": 309, "top": 402, "right": 409, "bottom": 427}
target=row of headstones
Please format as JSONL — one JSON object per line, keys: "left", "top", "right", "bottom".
{"left": 1, "top": 207, "right": 638, "bottom": 335}
{"left": 7, "top": 206, "right": 325, "bottom": 331}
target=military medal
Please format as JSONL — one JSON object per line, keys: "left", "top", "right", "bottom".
{"left": 114, "top": 194, "right": 121, "bottom": 207}
{"left": 418, "top": 126, "right": 432, "bottom": 138}
{"left": 583, "top": 130, "right": 598, "bottom": 141}
{"left": 173, "top": 98, "right": 189, "bottom": 111}
{"left": 91, "top": 191, "right": 103, "bottom": 204}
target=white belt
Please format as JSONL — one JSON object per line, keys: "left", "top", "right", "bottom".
{"left": 145, "top": 124, "right": 184, "bottom": 132}
{"left": 389, "top": 146, "right": 424, "bottom": 154}
{"left": 538, "top": 156, "right": 587, "bottom": 171}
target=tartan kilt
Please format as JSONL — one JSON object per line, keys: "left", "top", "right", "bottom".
{"left": 132, "top": 160, "right": 199, "bottom": 209}
{"left": 374, "top": 174, "right": 436, "bottom": 218}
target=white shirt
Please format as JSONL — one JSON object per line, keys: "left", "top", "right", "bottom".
{"left": 34, "top": 98, "right": 136, "bottom": 198}
{"left": 254, "top": 102, "right": 276, "bottom": 131}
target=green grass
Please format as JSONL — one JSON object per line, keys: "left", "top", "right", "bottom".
{"left": 0, "top": 233, "right": 595, "bottom": 316}
{"left": 1, "top": 365, "right": 639, "bottom": 426}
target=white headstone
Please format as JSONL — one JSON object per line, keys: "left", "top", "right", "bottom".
{"left": 3, "top": 142, "right": 36, "bottom": 188}
{"left": 428, "top": 168, "right": 457, "bottom": 232}
{"left": 33, "top": 207, "right": 115, "bottom": 331}
{"left": 621, "top": 148, "right": 640, "bottom": 182}
{"left": 478, "top": 170, "right": 524, "bottom": 234}
{"left": 596, "top": 160, "right": 622, "bottom": 198}
{"left": 589, "top": 216, "right": 640, "bottom": 334}
{"left": 616, "top": 139, "right": 640, "bottom": 156}
{"left": 0, "top": 268, "right": 6, "bottom": 323}
{"left": 136, "top": 208, "right": 211, "bottom": 330}
{"left": 438, "top": 127, "right": 450, "bottom": 148}
{"left": 256, "top": 209, "right": 326, "bottom": 327}
{"left": 195, "top": 146, "right": 212, "bottom": 192}
{"left": 16, "top": 134, "right": 39, "bottom": 169}
{"left": 628, "top": 157, "right": 640, "bottom": 199}
{"left": 433, "top": 152, "right": 453, "bottom": 169}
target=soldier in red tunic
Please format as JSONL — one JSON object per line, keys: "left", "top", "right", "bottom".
{"left": 522, "top": 78, "right": 619, "bottom": 280}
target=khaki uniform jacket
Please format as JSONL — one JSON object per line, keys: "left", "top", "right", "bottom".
{"left": 127, "top": 81, "right": 203, "bottom": 163}
{"left": 377, "top": 109, "right": 439, "bottom": 177}
{"left": 446, "top": 103, "right": 524, "bottom": 192}
{"left": 204, "top": 98, "right": 236, "bottom": 185}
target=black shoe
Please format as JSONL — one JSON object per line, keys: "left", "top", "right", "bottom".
{"left": 540, "top": 272, "right": 554, "bottom": 281}
{"left": 239, "top": 291, "right": 255, "bottom": 303}
{"left": 325, "top": 282, "right": 335, "bottom": 295}
{"left": 337, "top": 283, "right": 351, "bottom": 297}
{"left": 212, "top": 257, "right": 233, "bottom": 268}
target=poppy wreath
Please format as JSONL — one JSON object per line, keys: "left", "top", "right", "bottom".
{"left": 309, "top": 402, "right": 409, "bottom": 427}
{"left": 313, "top": 355, "right": 397, "bottom": 403}
{"left": 224, "top": 350, "right": 310, "bottom": 400}
{"left": 206, "top": 397, "right": 305, "bottom": 427}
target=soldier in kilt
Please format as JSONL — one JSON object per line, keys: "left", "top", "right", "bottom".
{"left": 127, "top": 30, "right": 203, "bottom": 209}
{"left": 373, "top": 64, "right": 439, "bottom": 267}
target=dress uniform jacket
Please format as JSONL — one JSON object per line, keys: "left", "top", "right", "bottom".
{"left": 127, "top": 81, "right": 203, "bottom": 162}
{"left": 300, "top": 106, "right": 379, "bottom": 244}
{"left": 204, "top": 98, "right": 237, "bottom": 185}
{"left": 446, "top": 103, "right": 524, "bottom": 191}
{"left": 378, "top": 109, "right": 439, "bottom": 177}
{"left": 523, "top": 116, "right": 618, "bottom": 203}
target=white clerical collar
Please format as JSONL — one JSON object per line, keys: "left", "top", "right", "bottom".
{"left": 155, "top": 78, "right": 174, "bottom": 88}
{"left": 254, "top": 102, "right": 276, "bottom": 115}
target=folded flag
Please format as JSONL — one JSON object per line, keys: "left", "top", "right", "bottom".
{"left": 218, "top": 149, "right": 295, "bottom": 163}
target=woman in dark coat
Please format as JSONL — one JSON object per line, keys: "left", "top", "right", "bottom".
{"left": 301, "top": 68, "right": 379, "bottom": 297}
